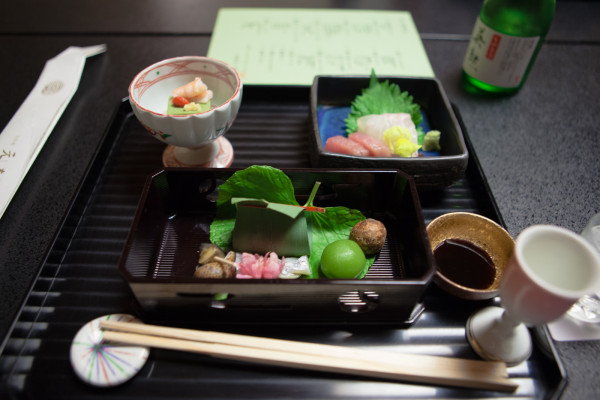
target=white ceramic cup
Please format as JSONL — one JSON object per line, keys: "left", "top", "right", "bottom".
{"left": 500, "top": 225, "right": 600, "bottom": 326}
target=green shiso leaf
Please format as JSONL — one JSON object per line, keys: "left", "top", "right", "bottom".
{"left": 216, "top": 165, "right": 298, "bottom": 212}
{"left": 345, "top": 69, "right": 422, "bottom": 135}
{"left": 209, "top": 166, "right": 375, "bottom": 279}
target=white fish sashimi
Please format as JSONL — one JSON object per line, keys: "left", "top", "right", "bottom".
{"left": 357, "top": 113, "right": 418, "bottom": 145}
{"left": 278, "top": 255, "right": 311, "bottom": 279}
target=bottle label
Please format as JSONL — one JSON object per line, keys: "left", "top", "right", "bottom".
{"left": 463, "top": 17, "right": 540, "bottom": 88}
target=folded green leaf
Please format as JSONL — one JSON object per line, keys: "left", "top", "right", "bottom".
{"left": 230, "top": 198, "right": 310, "bottom": 256}
{"left": 231, "top": 198, "right": 305, "bottom": 219}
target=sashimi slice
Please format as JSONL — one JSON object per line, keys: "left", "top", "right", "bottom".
{"left": 348, "top": 132, "right": 392, "bottom": 157}
{"left": 323, "top": 135, "right": 369, "bottom": 157}
{"left": 357, "top": 113, "right": 418, "bottom": 145}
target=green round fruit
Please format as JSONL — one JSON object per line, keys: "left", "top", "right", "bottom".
{"left": 320, "top": 239, "right": 366, "bottom": 279}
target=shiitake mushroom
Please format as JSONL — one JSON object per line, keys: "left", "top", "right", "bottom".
{"left": 198, "top": 243, "right": 225, "bottom": 265}
{"left": 349, "top": 218, "right": 387, "bottom": 255}
{"left": 194, "top": 262, "right": 226, "bottom": 279}
{"left": 194, "top": 247, "right": 237, "bottom": 279}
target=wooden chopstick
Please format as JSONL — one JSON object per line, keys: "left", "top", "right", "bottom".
{"left": 99, "top": 320, "right": 517, "bottom": 392}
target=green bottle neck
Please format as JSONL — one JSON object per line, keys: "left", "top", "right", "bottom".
{"left": 480, "top": 0, "right": 556, "bottom": 37}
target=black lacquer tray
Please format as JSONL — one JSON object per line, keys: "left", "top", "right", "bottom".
{"left": 0, "top": 86, "right": 566, "bottom": 399}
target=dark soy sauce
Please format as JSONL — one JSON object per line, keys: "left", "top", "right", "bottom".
{"left": 434, "top": 238, "right": 496, "bottom": 289}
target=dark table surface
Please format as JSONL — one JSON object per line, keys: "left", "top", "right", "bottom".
{"left": 1, "top": 1, "right": 599, "bottom": 399}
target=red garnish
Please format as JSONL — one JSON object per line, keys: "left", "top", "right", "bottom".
{"left": 172, "top": 96, "right": 189, "bottom": 107}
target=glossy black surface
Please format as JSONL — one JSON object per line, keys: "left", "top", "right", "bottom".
{"left": 0, "top": 90, "right": 565, "bottom": 399}
{"left": 1, "top": 1, "right": 599, "bottom": 399}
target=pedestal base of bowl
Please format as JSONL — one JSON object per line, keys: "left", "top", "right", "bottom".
{"left": 162, "top": 136, "right": 234, "bottom": 168}
{"left": 466, "top": 306, "right": 532, "bottom": 367}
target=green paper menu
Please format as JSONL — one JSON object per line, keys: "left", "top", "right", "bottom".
{"left": 207, "top": 8, "right": 435, "bottom": 85}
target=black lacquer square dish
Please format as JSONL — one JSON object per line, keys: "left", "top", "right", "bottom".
{"left": 119, "top": 168, "right": 433, "bottom": 325}
{"left": 310, "top": 76, "right": 468, "bottom": 187}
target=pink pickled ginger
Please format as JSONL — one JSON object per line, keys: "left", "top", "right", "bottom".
{"left": 237, "top": 252, "right": 285, "bottom": 279}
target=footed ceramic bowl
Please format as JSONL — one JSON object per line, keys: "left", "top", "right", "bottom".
{"left": 129, "top": 56, "right": 242, "bottom": 166}
{"left": 426, "top": 212, "right": 514, "bottom": 300}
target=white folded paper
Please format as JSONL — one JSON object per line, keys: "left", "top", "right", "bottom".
{"left": 547, "top": 314, "right": 600, "bottom": 341}
{"left": 0, "top": 44, "right": 106, "bottom": 219}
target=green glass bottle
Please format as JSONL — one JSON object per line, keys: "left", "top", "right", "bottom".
{"left": 462, "top": 0, "right": 555, "bottom": 94}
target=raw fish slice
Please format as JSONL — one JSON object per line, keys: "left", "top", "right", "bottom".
{"left": 348, "top": 132, "right": 392, "bottom": 157}
{"left": 284, "top": 256, "right": 310, "bottom": 275}
{"left": 357, "top": 113, "right": 418, "bottom": 145}
{"left": 323, "top": 135, "right": 369, "bottom": 157}
{"left": 279, "top": 255, "right": 311, "bottom": 279}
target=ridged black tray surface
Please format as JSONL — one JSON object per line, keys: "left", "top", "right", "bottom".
{"left": 0, "top": 86, "right": 565, "bottom": 399}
